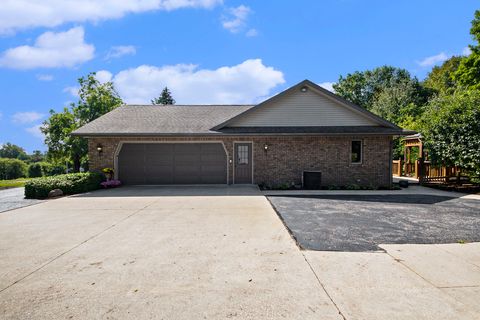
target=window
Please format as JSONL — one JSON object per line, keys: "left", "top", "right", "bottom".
{"left": 351, "top": 140, "right": 362, "bottom": 163}
{"left": 238, "top": 145, "right": 249, "bottom": 164}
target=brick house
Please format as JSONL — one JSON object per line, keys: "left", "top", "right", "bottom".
{"left": 73, "top": 80, "right": 413, "bottom": 187}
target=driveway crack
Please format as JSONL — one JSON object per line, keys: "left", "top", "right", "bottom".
{"left": 0, "top": 201, "right": 155, "bottom": 293}
{"left": 301, "top": 252, "right": 347, "bottom": 320}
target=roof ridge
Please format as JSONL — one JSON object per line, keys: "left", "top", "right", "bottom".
{"left": 122, "top": 104, "right": 255, "bottom": 107}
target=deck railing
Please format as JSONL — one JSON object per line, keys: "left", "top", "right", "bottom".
{"left": 393, "top": 160, "right": 462, "bottom": 184}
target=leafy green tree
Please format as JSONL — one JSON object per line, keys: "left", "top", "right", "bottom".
{"left": 454, "top": 10, "right": 480, "bottom": 90}
{"left": 151, "top": 87, "right": 175, "bottom": 105}
{"left": 333, "top": 66, "right": 416, "bottom": 110}
{"left": 42, "top": 72, "right": 123, "bottom": 172}
{"left": 420, "top": 90, "right": 480, "bottom": 175}
{"left": 75, "top": 73, "right": 123, "bottom": 124}
{"left": 0, "top": 158, "right": 27, "bottom": 179}
{"left": 424, "top": 56, "right": 463, "bottom": 94}
{"left": 42, "top": 108, "right": 86, "bottom": 172}
{"left": 0, "top": 143, "right": 28, "bottom": 160}
{"left": 371, "top": 79, "right": 429, "bottom": 124}
{"left": 29, "top": 150, "right": 45, "bottom": 163}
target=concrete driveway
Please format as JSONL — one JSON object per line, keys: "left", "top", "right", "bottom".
{"left": 0, "top": 186, "right": 342, "bottom": 320}
{"left": 1, "top": 185, "right": 479, "bottom": 319}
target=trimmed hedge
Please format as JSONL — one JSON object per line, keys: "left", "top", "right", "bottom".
{"left": 0, "top": 158, "right": 27, "bottom": 180}
{"left": 25, "top": 172, "right": 103, "bottom": 199}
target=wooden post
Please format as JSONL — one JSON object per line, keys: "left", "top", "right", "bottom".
{"left": 418, "top": 157, "right": 424, "bottom": 182}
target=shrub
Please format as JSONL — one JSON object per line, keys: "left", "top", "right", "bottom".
{"left": 28, "top": 163, "right": 43, "bottom": 178}
{"left": 24, "top": 172, "right": 104, "bottom": 199}
{"left": 0, "top": 158, "right": 27, "bottom": 180}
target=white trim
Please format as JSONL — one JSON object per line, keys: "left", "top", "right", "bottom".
{"left": 233, "top": 141, "right": 254, "bottom": 184}
{"left": 113, "top": 140, "right": 229, "bottom": 184}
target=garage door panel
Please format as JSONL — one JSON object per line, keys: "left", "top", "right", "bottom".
{"left": 118, "top": 143, "right": 227, "bottom": 185}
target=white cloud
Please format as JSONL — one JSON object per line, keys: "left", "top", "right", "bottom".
{"left": 12, "top": 111, "right": 45, "bottom": 124}
{"left": 0, "top": 27, "right": 94, "bottom": 69}
{"left": 319, "top": 82, "right": 335, "bottom": 92}
{"left": 462, "top": 46, "right": 472, "bottom": 56}
{"left": 0, "top": 0, "right": 223, "bottom": 34}
{"left": 25, "top": 124, "right": 44, "bottom": 139}
{"left": 110, "top": 59, "right": 284, "bottom": 104}
{"left": 63, "top": 86, "right": 79, "bottom": 97}
{"left": 105, "top": 45, "right": 136, "bottom": 60}
{"left": 36, "top": 74, "right": 54, "bottom": 81}
{"left": 417, "top": 52, "right": 448, "bottom": 68}
{"left": 222, "top": 5, "right": 251, "bottom": 33}
{"left": 95, "top": 70, "right": 113, "bottom": 83}
{"left": 246, "top": 28, "right": 258, "bottom": 37}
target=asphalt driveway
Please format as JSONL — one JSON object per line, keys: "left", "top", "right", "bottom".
{"left": 0, "top": 185, "right": 342, "bottom": 320}
{"left": 0, "top": 187, "right": 42, "bottom": 213}
{"left": 268, "top": 193, "right": 480, "bottom": 251}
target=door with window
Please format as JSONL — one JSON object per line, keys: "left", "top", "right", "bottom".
{"left": 234, "top": 143, "right": 253, "bottom": 184}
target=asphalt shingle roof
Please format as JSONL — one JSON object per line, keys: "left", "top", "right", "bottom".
{"left": 72, "top": 105, "right": 254, "bottom": 136}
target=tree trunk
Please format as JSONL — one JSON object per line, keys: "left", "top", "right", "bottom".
{"left": 73, "top": 154, "right": 81, "bottom": 173}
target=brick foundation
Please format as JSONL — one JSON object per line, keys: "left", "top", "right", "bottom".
{"left": 88, "top": 135, "right": 392, "bottom": 188}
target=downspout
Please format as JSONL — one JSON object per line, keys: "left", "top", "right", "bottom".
{"left": 389, "top": 136, "right": 393, "bottom": 187}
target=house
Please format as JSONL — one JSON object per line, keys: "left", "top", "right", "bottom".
{"left": 72, "top": 80, "right": 413, "bottom": 187}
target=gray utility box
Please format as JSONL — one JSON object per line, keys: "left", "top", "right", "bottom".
{"left": 303, "top": 171, "right": 322, "bottom": 190}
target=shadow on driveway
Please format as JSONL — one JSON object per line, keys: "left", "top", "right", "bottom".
{"left": 74, "top": 185, "right": 262, "bottom": 197}
{"left": 268, "top": 194, "right": 480, "bottom": 252}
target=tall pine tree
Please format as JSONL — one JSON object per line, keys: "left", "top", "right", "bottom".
{"left": 151, "top": 87, "right": 176, "bottom": 105}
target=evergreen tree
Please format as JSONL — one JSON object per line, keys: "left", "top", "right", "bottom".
{"left": 151, "top": 87, "right": 176, "bottom": 105}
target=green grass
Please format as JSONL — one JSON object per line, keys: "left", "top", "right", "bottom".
{"left": 0, "top": 178, "right": 32, "bottom": 189}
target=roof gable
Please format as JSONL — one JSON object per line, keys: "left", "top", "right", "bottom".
{"left": 212, "top": 80, "right": 400, "bottom": 130}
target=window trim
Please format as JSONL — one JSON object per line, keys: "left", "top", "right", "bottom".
{"left": 350, "top": 140, "right": 363, "bottom": 164}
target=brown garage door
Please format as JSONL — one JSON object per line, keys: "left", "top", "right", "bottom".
{"left": 118, "top": 143, "right": 227, "bottom": 185}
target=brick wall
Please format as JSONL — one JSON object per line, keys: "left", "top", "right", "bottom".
{"left": 88, "top": 135, "right": 392, "bottom": 188}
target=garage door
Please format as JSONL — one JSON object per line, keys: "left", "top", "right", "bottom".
{"left": 118, "top": 143, "right": 227, "bottom": 185}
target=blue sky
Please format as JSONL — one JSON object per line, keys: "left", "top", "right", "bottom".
{"left": 0, "top": 0, "right": 477, "bottom": 153}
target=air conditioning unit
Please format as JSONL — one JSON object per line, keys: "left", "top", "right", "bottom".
{"left": 303, "top": 171, "right": 322, "bottom": 190}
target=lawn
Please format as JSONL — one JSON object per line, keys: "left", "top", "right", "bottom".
{"left": 0, "top": 178, "right": 31, "bottom": 189}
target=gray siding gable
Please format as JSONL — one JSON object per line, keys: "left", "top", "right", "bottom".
{"left": 213, "top": 80, "right": 400, "bottom": 130}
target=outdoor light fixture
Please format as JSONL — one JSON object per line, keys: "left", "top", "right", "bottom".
{"left": 264, "top": 144, "right": 269, "bottom": 151}
{"left": 96, "top": 144, "right": 103, "bottom": 154}
{"left": 300, "top": 86, "right": 308, "bottom": 92}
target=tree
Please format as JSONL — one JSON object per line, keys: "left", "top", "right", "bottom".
{"left": 0, "top": 143, "right": 28, "bottom": 160}
{"left": 424, "top": 56, "right": 463, "bottom": 95}
{"left": 42, "top": 108, "right": 86, "bottom": 172}
{"left": 151, "top": 87, "right": 175, "bottom": 105}
{"left": 75, "top": 73, "right": 123, "bottom": 124}
{"left": 420, "top": 90, "right": 480, "bottom": 175}
{"left": 371, "top": 79, "right": 429, "bottom": 125}
{"left": 42, "top": 73, "right": 123, "bottom": 172}
{"left": 333, "top": 66, "right": 416, "bottom": 110}
{"left": 454, "top": 10, "right": 480, "bottom": 90}
{"left": 0, "top": 158, "right": 27, "bottom": 180}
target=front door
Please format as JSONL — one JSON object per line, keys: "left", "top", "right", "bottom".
{"left": 234, "top": 143, "right": 253, "bottom": 184}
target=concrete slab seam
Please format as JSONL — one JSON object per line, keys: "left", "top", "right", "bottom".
{"left": 301, "top": 252, "right": 347, "bottom": 320}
